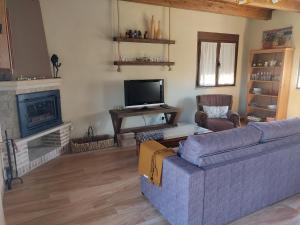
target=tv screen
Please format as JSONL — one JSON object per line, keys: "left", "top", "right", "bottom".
{"left": 124, "top": 79, "right": 164, "bottom": 108}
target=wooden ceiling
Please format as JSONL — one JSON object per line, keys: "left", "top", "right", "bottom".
{"left": 230, "top": 0, "right": 300, "bottom": 12}
{"left": 122, "top": 0, "right": 300, "bottom": 20}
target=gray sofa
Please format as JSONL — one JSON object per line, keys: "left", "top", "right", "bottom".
{"left": 141, "top": 118, "right": 300, "bottom": 225}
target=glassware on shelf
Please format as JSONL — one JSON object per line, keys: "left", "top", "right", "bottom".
{"left": 257, "top": 60, "right": 263, "bottom": 67}
{"left": 250, "top": 70, "right": 280, "bottom": 81}
{"left": 252, "top": 57, "right": 282, "bottom": 68}
{"left": 269, "top": 60, "right": 277, "bottom": 67}
{"left": 274, "top": 72, "right": 281, "bottom": 81}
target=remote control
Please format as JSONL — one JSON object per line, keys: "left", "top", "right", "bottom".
{"left": 160, "top": 104, "right": 170, "bottom": 109}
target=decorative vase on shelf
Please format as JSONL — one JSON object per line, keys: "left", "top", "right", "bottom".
{"left": 150, "top": 15, "right": 155, "bottom": 39}
{"left": 155, "top": 20, "right": 161, "bottom": 39}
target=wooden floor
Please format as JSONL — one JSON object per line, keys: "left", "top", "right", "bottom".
{"left": 4, "top": 147, "right": 300, "bottom": 225}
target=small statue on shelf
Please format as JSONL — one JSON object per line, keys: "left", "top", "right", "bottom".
{"left": 144, "top": 31, "right": 149, "bottom": 39}
{"left": 50, "top": 54, "right": 62, "bottom": 78}
{"left": 126, "top": 30, "right": 133, "bottom": 38}
{"left": 125, "top": 29, "right": 151, "bottom": 39}
{"left": 137, "top": 30, "right": 142, "bottom": 39}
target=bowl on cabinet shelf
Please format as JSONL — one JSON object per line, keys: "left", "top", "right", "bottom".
{"left": 253, "top": 88, "right": 262, "bottom": 94}
{"left": 267, "top": 105, "right": 277, "bottom": 110}
{"left": 247, "top": 115, "right": 263, "bottom": 122}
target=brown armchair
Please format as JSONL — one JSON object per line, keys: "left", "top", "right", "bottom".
{"left": 195, "top": 94, "right": 240, "bottom": 132}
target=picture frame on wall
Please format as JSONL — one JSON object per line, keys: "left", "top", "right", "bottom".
{"left": 262, "top": 26, "right": 293, "bottom": 49}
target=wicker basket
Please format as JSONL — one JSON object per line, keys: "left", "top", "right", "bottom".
{"left": 71, "top": 135, "right": 114, "bottom": 153}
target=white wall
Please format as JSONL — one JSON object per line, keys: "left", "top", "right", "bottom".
{"left": 0, "top": 156, "right": 5, "bottom": 225}
{"left": 240, "top": 10, "right": 300, "bottom": 117}
{"left": 39, "top": 0, "right": 247, "bottom": 137}
{"left": 0, "top": 130, "right": 6, "bottom": 225}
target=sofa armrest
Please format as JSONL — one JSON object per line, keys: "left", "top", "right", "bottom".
{"left": 195, "top": 111, "right": 208, "bottom": 128}
{"left": 141, "top": 156, "right": 205, "bottom": 225}
{"left": 227, "top": 111, "right": 241, "bottom": 127}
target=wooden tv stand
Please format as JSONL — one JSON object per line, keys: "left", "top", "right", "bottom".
{"left": 109, "top": 106, "right": 181, "bottom": 146}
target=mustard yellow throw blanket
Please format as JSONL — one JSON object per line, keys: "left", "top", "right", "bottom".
{"left": 138, "top": 140, "right": 175, "bottom": 186}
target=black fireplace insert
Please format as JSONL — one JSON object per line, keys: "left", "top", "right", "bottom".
{"left": 16, "top": 90, "right": 62, "bottom": 138}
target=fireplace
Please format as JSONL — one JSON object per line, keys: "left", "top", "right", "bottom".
{"left": 16, "top": 90, "right": 62, "bottom": 138}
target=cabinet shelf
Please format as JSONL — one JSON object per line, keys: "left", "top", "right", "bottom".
{"left": 113, "top": 37, "right": 175, "bottom": 44}
{"left": 249, "top": 93, "right": 278, "bottom": 98}
{"left": 249, "top": 105, "right": 276, "bottom": 112}
{"left": 113, "top": 61, "right": 175, "bottom": 66}
{"left": 251, "top": 66, "right": 281, "bottom": 69}
{"left": 249, "top": 80, "right": 279, "bottom": 83}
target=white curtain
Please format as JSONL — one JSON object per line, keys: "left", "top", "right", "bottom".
{"left": 199, "top": 42, "right": 217, "bottom": 86}
{"left": 218, "top": 43, "right": 236, "bottom": 85}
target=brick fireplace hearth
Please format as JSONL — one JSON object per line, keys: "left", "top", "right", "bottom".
{"left": 12, "top": 122, "right": 71, "bottom": 176}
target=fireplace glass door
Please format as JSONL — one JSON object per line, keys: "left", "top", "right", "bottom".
{"left": 17, "top": 90, "right": 62, "bottom": 138}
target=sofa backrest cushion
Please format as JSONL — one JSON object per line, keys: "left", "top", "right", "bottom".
{"left": 180, "top": 126, "right": 262, "bottom": 167}
{"left": 248, "top": 118, "right": 300, "bottom": 142}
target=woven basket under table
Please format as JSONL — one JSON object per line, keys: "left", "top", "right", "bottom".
{"left": 71, "top": 135, "right": 114, "bottom": 153}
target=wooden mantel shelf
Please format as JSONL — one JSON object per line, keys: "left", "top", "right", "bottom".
{"left": 0, "top": 78, "right": 62, "bottom": 91}
{"left": 113, "top": 37, "right": 175, "bottom": 44}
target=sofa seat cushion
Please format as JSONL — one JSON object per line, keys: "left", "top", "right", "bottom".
{"left": 180, "top": 126, "right": 262, "bottom": 167}
{"left": 207, "top": 119, "right": 234, "bottom": 132}
{"left": 249, "top": 118, "right": 300, "bottom": 142}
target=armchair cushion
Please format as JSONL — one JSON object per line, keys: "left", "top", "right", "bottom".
{"left": 203, "top": 105, "right": 229, "bottom": 119}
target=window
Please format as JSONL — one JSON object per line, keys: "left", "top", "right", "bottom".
{"left": 298, "top": 61, "right": 300, "bottom": 89}
{"left": 196, "top": 32, "right": 239, "bottom": 87}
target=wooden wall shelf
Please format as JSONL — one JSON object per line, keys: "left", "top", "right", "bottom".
{"left": 114, "top": 4, "right": 175, "bottom": 72}
{"left": 113, "top": 61, "right": 175, "bottom": 66}
{"left": 113, "top": 37, "right": 175, "bottom": 44}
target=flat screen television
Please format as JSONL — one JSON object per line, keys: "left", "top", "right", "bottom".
{"left": 124, "top": 79, "right": 164, "bottom": 108}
